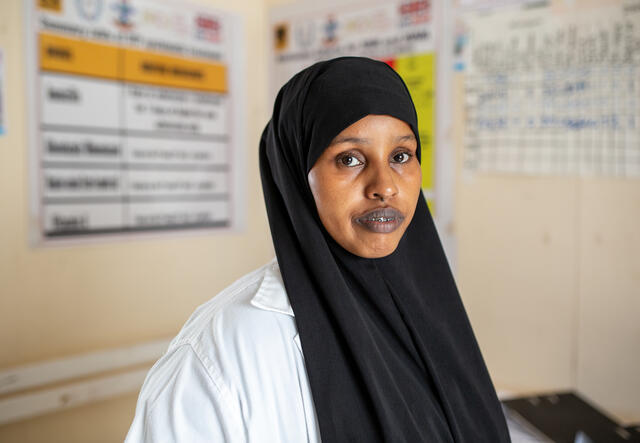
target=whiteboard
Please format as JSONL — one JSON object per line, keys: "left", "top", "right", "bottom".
{"left": 460, "top": 1, "right": 640, "bottom": 177}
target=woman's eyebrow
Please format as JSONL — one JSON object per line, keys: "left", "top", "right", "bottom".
{"left": 395, "top": 134, "right": 416, "bottom": 142}
{"left": 329, "top": 136, "right": 370, "bottom": 146}
{"left": 329, "top": 134, "right": 415, "bottom": 146}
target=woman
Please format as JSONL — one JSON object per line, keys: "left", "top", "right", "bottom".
{"left": 126, "top": 57, "right": 510, "bottom": 442}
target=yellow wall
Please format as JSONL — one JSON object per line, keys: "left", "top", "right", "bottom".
{"left": 0, "top": 0, "right": 273, "bottom": 441}
{"left": 0, "top": 394, "right": 139, "bottom": 443}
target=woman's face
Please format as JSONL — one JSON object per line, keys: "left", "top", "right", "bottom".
{"left": 308, "top": 114, "right": 422, "bottom": 258}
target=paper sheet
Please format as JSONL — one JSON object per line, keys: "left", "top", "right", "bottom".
{"left": 26, "top": 0, "right": 245, "bottom": 243}
{"left": 462, "top": 2, "right": 640, "bottom": 177}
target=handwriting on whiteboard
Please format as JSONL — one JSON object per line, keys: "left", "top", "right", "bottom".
{"left": 463, "top": 3, "right": 640, "bottom": 177}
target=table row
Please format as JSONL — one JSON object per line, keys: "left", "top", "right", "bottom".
{"left": 40, "top": 73, "right": 228, "bottom": 135}
{"left": 43, "top": 200, "right": 230, "bottom": 236}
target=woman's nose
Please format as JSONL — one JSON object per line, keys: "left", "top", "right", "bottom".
{"left": 365, "top": 164, "right": 399, "bottom": 202}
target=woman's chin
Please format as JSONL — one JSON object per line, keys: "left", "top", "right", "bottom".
{"left": 345, "top": 235, "right": 401, "bottom": 259}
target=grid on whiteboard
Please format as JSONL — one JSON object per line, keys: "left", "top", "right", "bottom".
{"left": 463, "top": 6, "right": 640, "bottom": 177}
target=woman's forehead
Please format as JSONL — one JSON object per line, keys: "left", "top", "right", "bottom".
{"left": 330, "top": 115, "right": 416, "bottom": 141}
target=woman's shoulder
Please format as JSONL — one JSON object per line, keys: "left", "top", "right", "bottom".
{"left": 170, "top": 257, "right": 295, "bottom": 349}
{"left": 127, "top": 258, "right": 316, "bottom": 442}
{"left": 129, "top": 258, "right": 299, "bottom": 417}
{"left": 141, "top": 258, "right": 299, "bottom": 396}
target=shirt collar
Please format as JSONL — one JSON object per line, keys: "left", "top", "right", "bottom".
{"left": 250, "top": 259, "right": 295, "bottom": 317}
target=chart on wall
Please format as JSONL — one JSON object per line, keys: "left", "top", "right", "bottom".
{"left": 461, "top": 0, "right": 640, "bottom": 177}
{"left": 26, "top": 0, "right": 245, "bottom": 243}
{"left": 269, "top": 0, "right": 438, "bottom": 211}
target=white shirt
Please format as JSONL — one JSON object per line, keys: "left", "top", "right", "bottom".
{"left": 125, "top": 259, "right": 321, "bottom": 443}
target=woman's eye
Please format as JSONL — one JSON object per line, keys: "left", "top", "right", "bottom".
{"left": 392, "top": 152, "right": 412, "bottom": 163}
{"left": 339, "top": 154, "right": 363, "bottom": 167}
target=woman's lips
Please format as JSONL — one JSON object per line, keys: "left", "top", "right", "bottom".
{"left": 354, "top": 207, "right": 405, "bottom": 233}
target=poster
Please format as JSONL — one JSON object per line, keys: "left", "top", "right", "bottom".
{"left": 270, "top": 0, "right": 438, "bottom": 211}
{"left": 26, "top": 0, "right": 245, "bottom": 243}
{"left": 462, "top": 1, "right": 640, "bottom": 177}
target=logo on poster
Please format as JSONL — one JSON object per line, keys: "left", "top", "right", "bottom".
{"left": 323, "top": 15, "right": 338, "bottom": 46}
{"left": 343, "top": 10, "right": 392, "bottom": 35}
{"left": 75, "top": 0, "right": 103, "bottom": 21}
{"left": 196, "top": 15, "right": 221, "bottom": 43}
{"left": 399, "top": 0, "right": 430, "bottom": 27}
{"left": 143, "top": 9, "right": 188, "bottom": 36}
{"left": 112, "top": 0, "right": 135, "bottom": 30}
{"left": 274, "top": 23, "right": 289, "bottom": 51}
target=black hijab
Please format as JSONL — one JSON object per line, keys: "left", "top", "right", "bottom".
{"left": 259, "top": 57, "right": 510, "bottom": 442}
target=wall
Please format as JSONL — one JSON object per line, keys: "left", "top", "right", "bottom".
{"left": 454, "top": 69, "right": 640, "bottom": 422}
{"left": 0, "top": 0, "right": 274, "bottom": 441}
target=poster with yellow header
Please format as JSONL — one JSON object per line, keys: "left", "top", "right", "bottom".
{"left": 269, "top": 0, "right": 437, "bottom": 213}
{"left": 26, "top": 0, "right": 245, "bottom": 243}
